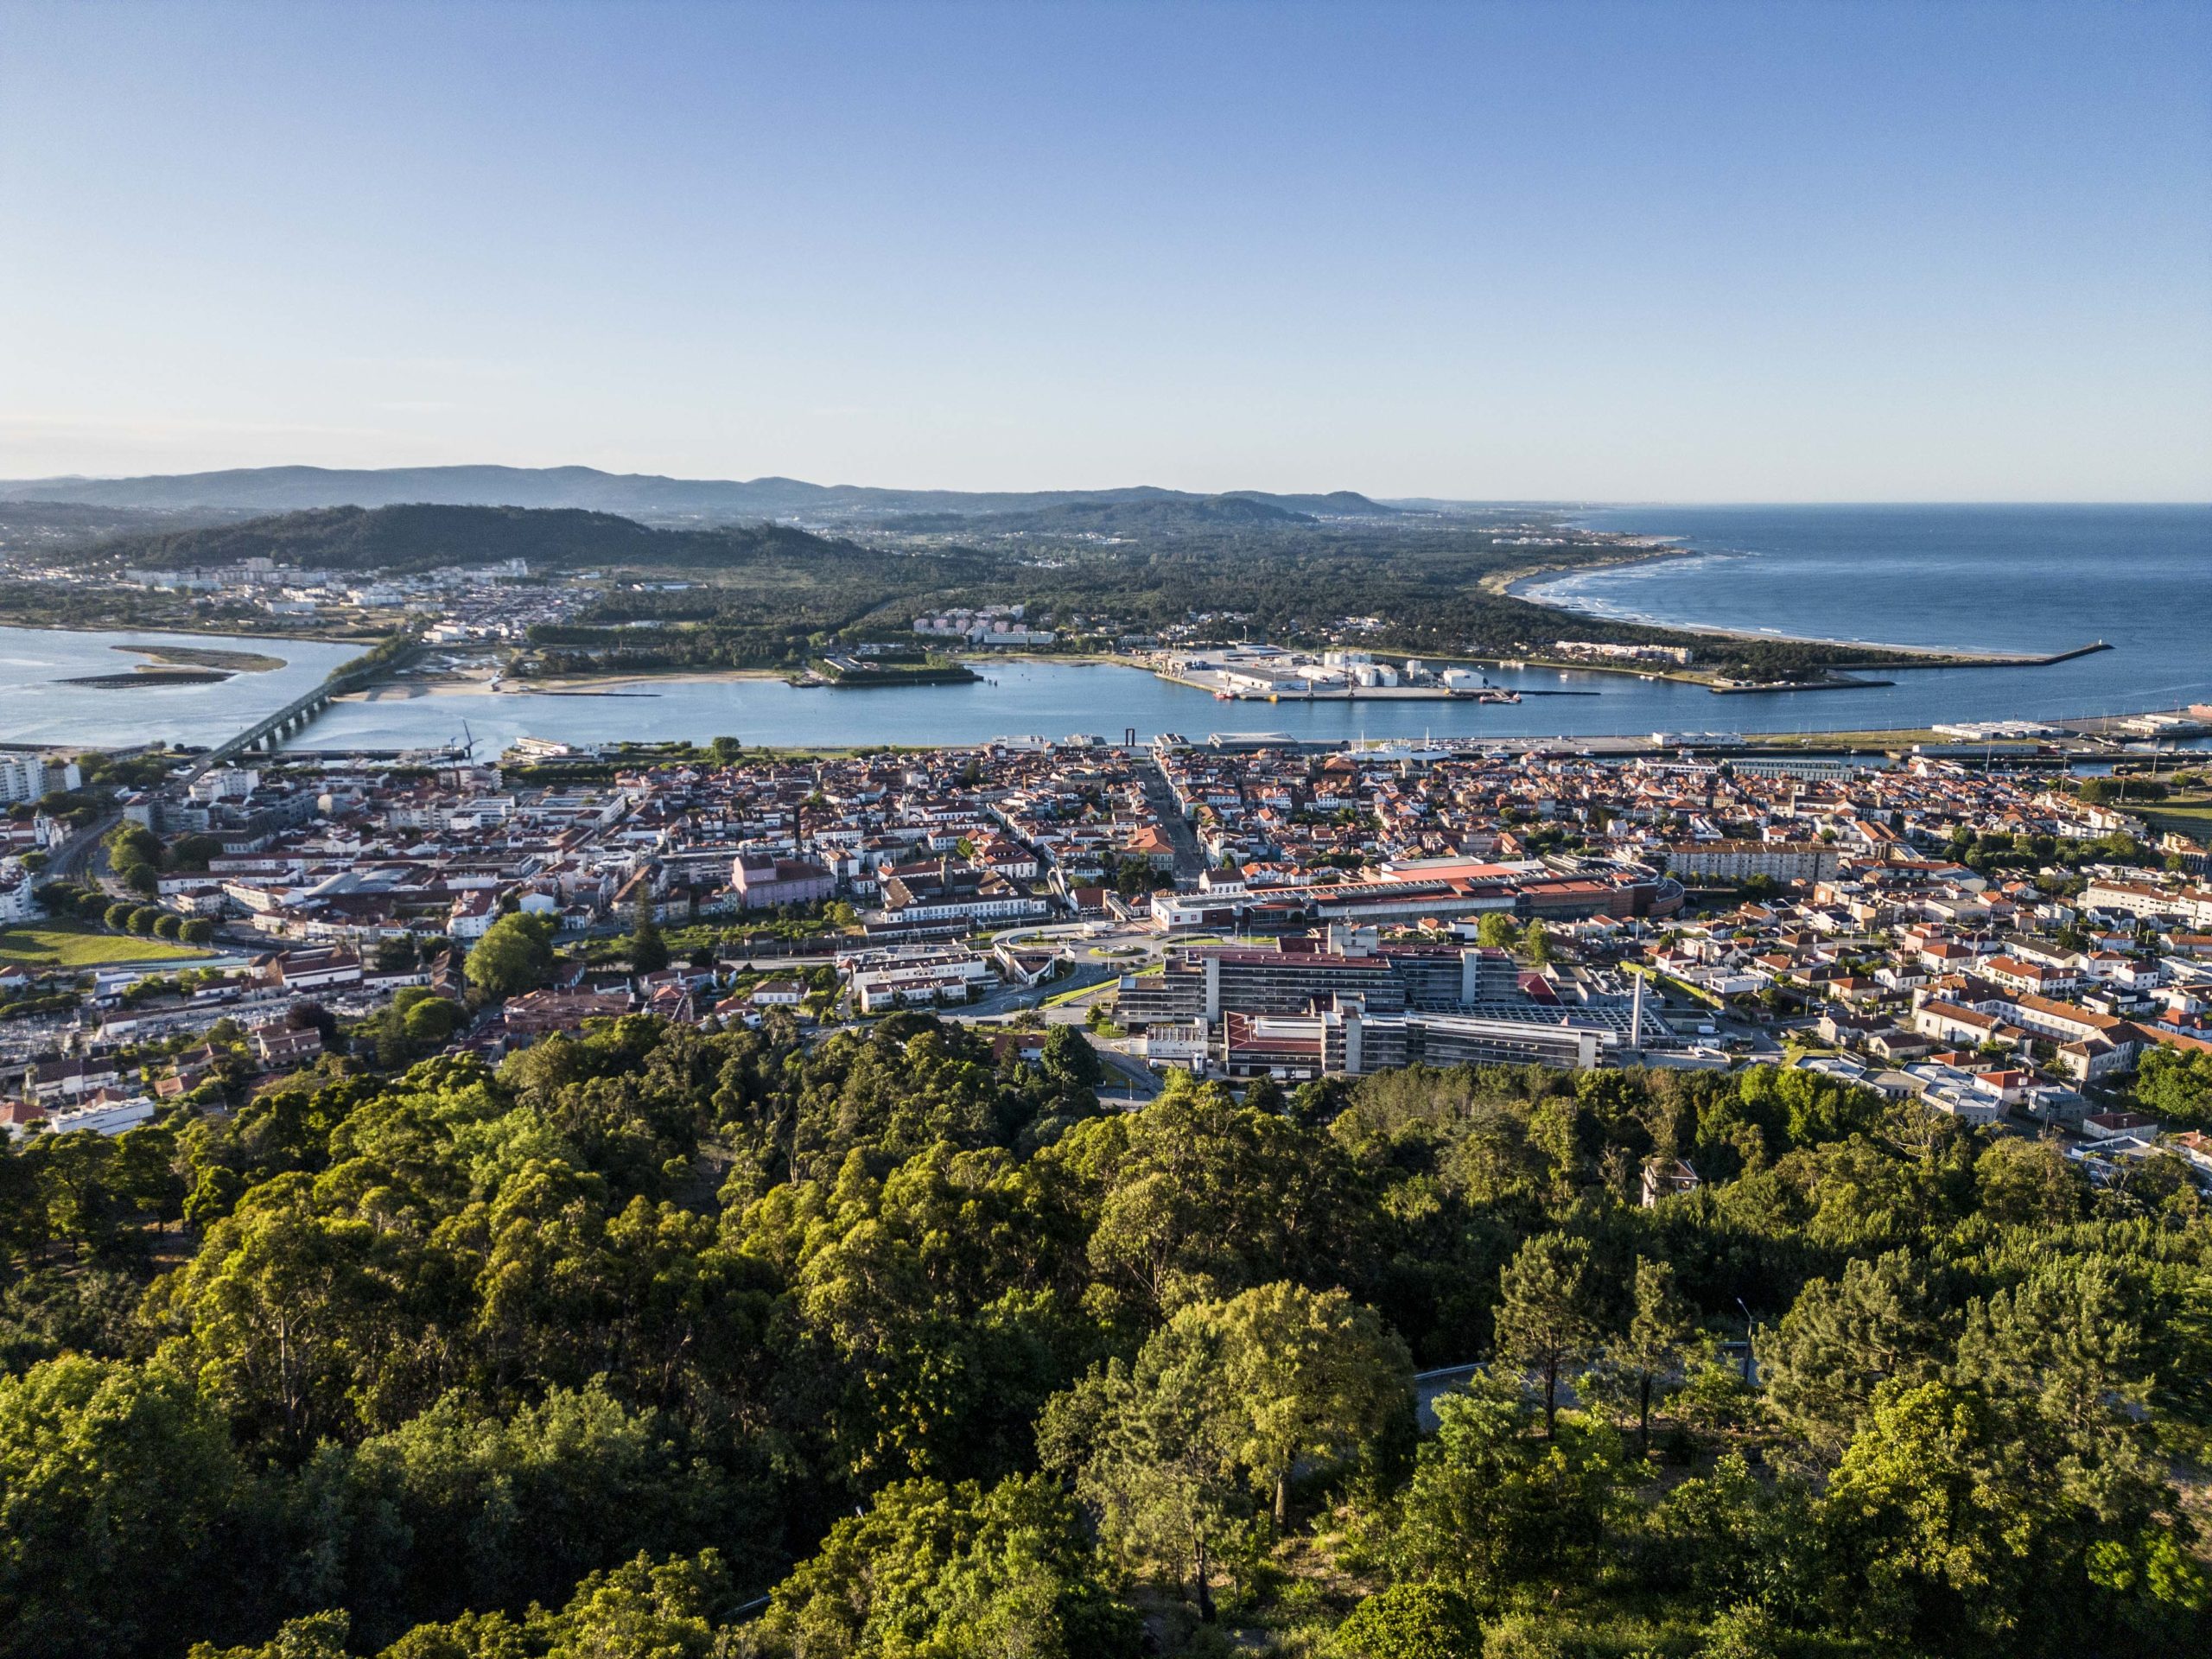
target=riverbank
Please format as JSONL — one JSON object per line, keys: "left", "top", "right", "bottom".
{"left": 957, "top": 650, "right": 1140, "bottom": 667}
{"left": 0, "top": 623, "right": 363, "bottom": 749}
{"left": 482, "top": 652, "right": 1140, "bottom": 694}
{"left": 286, "top": 647, "right": 2209, "bottom": 759}
{"left": 480, "top": 710, "right": 2204, "bottom": 765}
{"left": 509, "top": 666, "right": 791, "bottom": 694}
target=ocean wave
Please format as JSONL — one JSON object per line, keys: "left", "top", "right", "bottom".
{"left": 1523, "top": 549, "right": 1749, "bottom": 626}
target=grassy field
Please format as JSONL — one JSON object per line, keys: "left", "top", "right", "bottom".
{"left": 0, "top": 920, "right": 210, "bottom": 969}
{"left": 2139, "top": 797, "right": 2212, "bottom": 840}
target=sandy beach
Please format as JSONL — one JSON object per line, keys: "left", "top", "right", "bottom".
{"left": 1498, "top": 543, "right": 2065, "bottom": 665}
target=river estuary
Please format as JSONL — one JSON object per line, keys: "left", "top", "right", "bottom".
{"left": 1, "top": 505, "right": 2202, "bottom": 755}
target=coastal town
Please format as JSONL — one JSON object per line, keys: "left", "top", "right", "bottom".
{"left": 4, "top": 727, "right": 2209, "bottom": 1197}
{"left": 9, "top": 4, "right": 2212, "bottom": 1648}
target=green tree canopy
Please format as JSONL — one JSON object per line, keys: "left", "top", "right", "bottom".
{"left": 627, "top": 894, "right": 670, "bottom": 975}
{"left": 465, "top": 913, "right": 556, "bottom": 998}
{"left": 0, "top": 1357, "right": 247, "bottom": 1657}
{"left": 1475, "top": 912, "right": 1519, "bottom": 950}
{"left": 1388, "top": 1370, "right": 1627, "bottom": 1611}
{"left": 1335, "top": 1581, "right": 1483, "bottom": 1658}
{"left": 1581, "top": 1255, "right": 1695, "bottom": 1455}
{"left": 1494, "top": 1232, "right": 1602, "bottom": 1436}
{"left": 751, "top": 1473, "right": 1138, "bottom": 1658}
{"left": 1757, "top": 1249, "right": 1948, "bottom": 1452}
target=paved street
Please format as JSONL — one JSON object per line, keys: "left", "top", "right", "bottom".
{"left": 1139, "top": 757, "right": 1206, "bottom": 883}
{"left": 44, "top": 810, "right": 120, "bottom": 882}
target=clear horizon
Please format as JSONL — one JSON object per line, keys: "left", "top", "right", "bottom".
{"left": 4, "top": 1, "right": 2209, "bottom": 501}
{"left": 3, "top": 462, "right": 2208, "bottom": 512}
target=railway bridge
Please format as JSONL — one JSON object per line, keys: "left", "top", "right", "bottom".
{"left": 193, "top": 685, "right": 343, "bottom": 772}
{"left": 189, "top": 637, "right": 421, "bottom": 777}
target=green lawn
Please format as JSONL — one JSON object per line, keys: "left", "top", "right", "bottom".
{"left": 1043, "top": 977, "right": 1116, "bottom": 1007}
{"left": 0, "top": 920, "right": 210, "bottom": 969}
{"left": 2136, "top": 801, "right": 2212, "bottom": 847}
{"left": 2139, "top": 797, "right": 2212, "bottom": 825}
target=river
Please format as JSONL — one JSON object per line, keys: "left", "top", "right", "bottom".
{"left": 295, "top": 652, "right": 2208, "bottom": 755}
{"left": 0, "top": 626, "right": 359, "bottom": 749}
{"left": 1, "top": 504, "right": 2203, "bottom": 754}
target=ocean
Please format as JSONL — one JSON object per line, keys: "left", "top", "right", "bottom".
{"left": 1535, "top": 504, "right": 2212, "bottom": 719}
{"left": 1, "top": 505, "right": 2202, "bottom": 753}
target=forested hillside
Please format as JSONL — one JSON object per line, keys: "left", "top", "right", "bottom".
{"left": 2, "top": 1013, "right": 2206, "bottom": 1659}
{"left": 876, "top": 493, "right": 1323, "bottom": 534}
{"left": 87, "top": 504, "right": 841, "bottom": 575}
{"left": 46, "top": 499, "right": 1929, "bottom": 681}
{"left": 523, "top": 518, "right": 1922, "bottom": 682}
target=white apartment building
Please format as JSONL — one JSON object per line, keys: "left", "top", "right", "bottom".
{"left": 840, "top": 943, "right": 998, "bottom": 1012}
{"left": 0, "top": 753, "right": 79, "bottom": 805}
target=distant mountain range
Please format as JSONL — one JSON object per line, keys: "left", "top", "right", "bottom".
{"left": 878, "top": 493, "right": 1328, "bottom": 534}
{"left": 89, "top": 503, "right": 845, "bottom": 575}
{"left": 0, "top": 463, "right": 1403, "bottom": 525}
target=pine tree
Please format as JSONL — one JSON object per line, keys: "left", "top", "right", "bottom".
{"left": 629, "top": 893, "right": 670, "bottom": 974}
{"left": 1495, "top": 1234, "right": 1601, "bottom": 1437}
{"left": 1615, "top": 1256, "right": 1694, "bottom": 1456}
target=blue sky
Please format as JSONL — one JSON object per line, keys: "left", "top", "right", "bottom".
{"left": 3, "top": 0, "right": 2207, "bottom": 499}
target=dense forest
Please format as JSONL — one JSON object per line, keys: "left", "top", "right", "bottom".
{"left": 84, "top": 504, "right": 845, "bottom": 577}
{"left": 894, "top": 525, "right": 1909, "bottom": 679}
{"left": 3, "top": 1011, "right": 2207, "bottom": 1658}
{"left": 874, "top": 493, "right": 1329, "bottom": 534}
{"left": 521, "top": 515, "right": 1914, "bottom": 682}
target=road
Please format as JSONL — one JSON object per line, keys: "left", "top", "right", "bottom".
{"left": 44, "top": 810, "right": 121, "bottom": 882}
{"left": 956, "top": 961, "right": 1116, "bottom": 1019}
{"left": 945, "top": 920, "right": 1175, "bottom": 1101}
{"left": 1091, "top": 1041, "right": 1166, "bottom": 1103}
{"left": 957, "top": 916, "right": 1181, "bottom": 1020}
{"left": 1139, "top": 757, "right": 1206, "bottom": 883}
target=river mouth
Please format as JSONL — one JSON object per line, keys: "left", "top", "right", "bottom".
{"left": 3, "top": 505, "right": 2205, "bottom": 753}
{"left": 0, "top": 624, "right": 355, "bottom": 748}
{"left": 270, "top": 656, "right": 2212, "bottom": 758}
